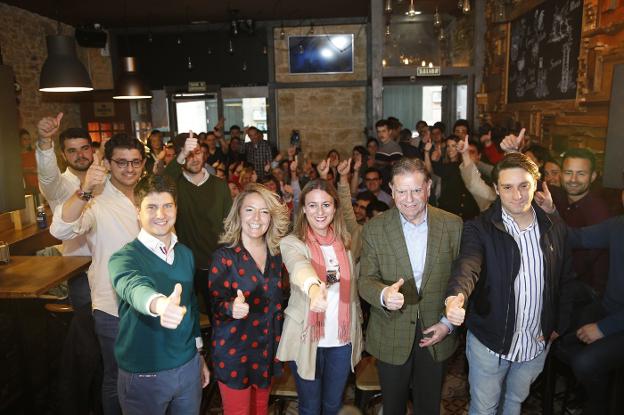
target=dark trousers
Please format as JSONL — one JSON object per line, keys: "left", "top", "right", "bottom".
{"left": 93, "top": 310, "right": 121, "bottom": 415}
{"left": 376, "top": 323, "right": 446, "bottom": 415}
{"left": 558, "top": 301, "right": 624, "bottom": 414}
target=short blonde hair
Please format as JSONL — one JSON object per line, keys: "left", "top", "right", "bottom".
{"left": 219, "top": 183, "right": 290, "bottom": 256}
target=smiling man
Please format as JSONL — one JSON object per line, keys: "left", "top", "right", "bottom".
{"left": 165, "top": 133, "right": 232, "bottom": 312}
{"left": 358, "top": 157, "right": 462, "bottom": 415}
{"left": 108, "top": 174, "right": 209, "bottom": 415}
{"left": 51, "top": 133, "right": 146, "bottom": 415}
{"left": 551, "top": 148, "right": 611, "bottom": 294}
{"left": 445, "top": 152, "right": 575, "bottom": 415}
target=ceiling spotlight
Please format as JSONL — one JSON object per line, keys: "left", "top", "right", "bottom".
{"left": 242, "top": 61, "right": 247, "bottom": 71}
{"left": 385, "top": 23, "right": 391, "bottom": 37}
{"left": 462, "top": 0, "right": 471, "bottom": 14}
{"left": 147, "top": 32, "right": 153, "bottom": 43}
{"left": 177, "top": 36, "right": 182, "bottom": 45}
{"left": 262, "top": 45, "right": 268, "bottom": 55}
{"left": 227, "top": 39, "right": 234, "bottom": 54}
{"left": 280, "top": 24, "right": 285, "bottom": 40}
{"left": 438, "top": 28, "right": 447, "bottom": 41}
{"left": 207, "top": 47, "right": 212, "bottom": 55}
{"left": 433, "top": 8, "right": 442, "bottom": 27}
{"left": 231, "top": 20, "right": 239, "bottom": 36}
{"left": 384, "top": 0, "right": 392, "bottom": 13}
{"left": 187, "top": 56, "right": 193, "bottom": 70}
{"left": 405, "top": 0, "right": 421, "bottom": 16}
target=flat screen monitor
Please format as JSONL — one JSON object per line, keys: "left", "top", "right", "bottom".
{"left": 288, "top": 34, "right": 354, "bottom": 74}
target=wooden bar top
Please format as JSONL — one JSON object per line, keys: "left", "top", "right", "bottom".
{"left": 0, "top": 256, "right": 91, "bottom": 299}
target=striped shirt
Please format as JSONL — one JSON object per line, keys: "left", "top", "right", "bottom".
{"left": 493, "top": 207, "right": 546, "bottom": 362}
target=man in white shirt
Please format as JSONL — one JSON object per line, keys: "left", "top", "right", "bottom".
{"left": 36, "top": 113, "right": 94, "bottom": 307}
{"left": 51, "top": 133, "right": 146, "bottom": 415}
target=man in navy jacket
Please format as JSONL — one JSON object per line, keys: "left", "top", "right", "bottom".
{"left": 445, "top": 152, "right": 575, "bottom": 414}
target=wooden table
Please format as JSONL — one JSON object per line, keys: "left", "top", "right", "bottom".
{"left": 0, "top": 256, "right": 91, "bottom": 299}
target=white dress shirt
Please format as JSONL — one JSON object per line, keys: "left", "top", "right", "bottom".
{"left": 35, "top": 142, "right": 90, "bottom": 256}
{"left": 51, "top": 177, "right": 140, "bottom": 317}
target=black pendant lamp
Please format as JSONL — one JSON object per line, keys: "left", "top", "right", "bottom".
{"left": 113, "top": 57, "right": 151, "bottom": 99}
{"left": 39, "top": 35, "right": 94, "bottom": 92}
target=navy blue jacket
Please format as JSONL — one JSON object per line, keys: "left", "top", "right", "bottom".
{"left": 568, "top": 215, "right": 624, "bottom": 336}
{"left": 446, "top": 199, "right": 576, "bottom": 355}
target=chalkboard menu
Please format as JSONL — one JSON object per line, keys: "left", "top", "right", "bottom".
{"left": 507, "top": 0, "right": 583, "bottom": 103}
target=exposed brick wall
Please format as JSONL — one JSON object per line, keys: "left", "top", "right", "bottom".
{"left": 0, "top": 3, "right": 113, "bottom": 138}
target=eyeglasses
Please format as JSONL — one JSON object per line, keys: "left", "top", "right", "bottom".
{"left": 111, "top": 159, "right": 143, "bottom": 168}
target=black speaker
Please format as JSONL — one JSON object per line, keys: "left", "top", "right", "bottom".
{"left": 75, "top": 27, "right": 108, "bottom": 48}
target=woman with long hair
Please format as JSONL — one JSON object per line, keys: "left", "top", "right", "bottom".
{"left": 277, "top": 177, "right": 363, "bottom": 415}
{"left": 209, "top": 183, "right": 290, "bottom": 415}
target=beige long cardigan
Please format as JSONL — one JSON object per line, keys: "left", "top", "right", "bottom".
{"left": 276, "top": 183, "right": 363, "bottom": 380}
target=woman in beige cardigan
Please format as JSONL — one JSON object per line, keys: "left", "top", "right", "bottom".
{"left": 277, "top": 159, "right": 363, "bottom": 415}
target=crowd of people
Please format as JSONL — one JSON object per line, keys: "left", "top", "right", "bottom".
{"left": 29, "top": 111, "right": 623, "bottom": 415}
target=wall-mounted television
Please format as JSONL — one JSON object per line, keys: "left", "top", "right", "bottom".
{"left": 288, "top": 34, "right": 354, "bottom": 74}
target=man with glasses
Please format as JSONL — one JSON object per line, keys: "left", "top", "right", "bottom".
{"left": 355, "top": 167, "right": 393, "bottom": 207}
{"left": 51, "top": 133, "right": 146, "bottom": 415}
{"left": 359, "top": 158, "right": 462, "bottom": 415}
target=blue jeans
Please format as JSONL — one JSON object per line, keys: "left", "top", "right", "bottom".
{"left": 118, "top": 353, "right": 202, "bottom": 415}
{"left": 290, "top": 344, "right": 352, "bottom": 415}
{"left": 466, "top": 331, "right": 548, "bottom": 415}
{"left": 93, "top": 310, "right": 121, "bottom": 415}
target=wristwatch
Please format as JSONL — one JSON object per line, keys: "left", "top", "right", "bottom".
{"left": 76, "top": 189, "right": 94, "bottom": 201}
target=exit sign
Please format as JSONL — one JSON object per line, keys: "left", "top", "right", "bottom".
{"left": 188, "top": 81, "right": 207, "bottom": 92}
{"left": 416, "top": 66, "right": 441, "bottom": 76}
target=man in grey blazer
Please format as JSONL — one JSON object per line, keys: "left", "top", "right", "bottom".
{"left": 359, "top": 158, "right": 462, "bottom": 415}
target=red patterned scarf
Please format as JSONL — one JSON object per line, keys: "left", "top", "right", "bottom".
{"left": 306, "top": 225, "right": 351, "bottom": 343}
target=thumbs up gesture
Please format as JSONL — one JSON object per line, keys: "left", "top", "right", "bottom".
{"left": 82, "top": 152, "right": 107, "bottom": 193}
{"left": 232, "top": 289, "right": 249, "bottom": 319}
{"left": 182, "top": 131, "right": 198, "bottom": 158}
{"left": 152, "top": 283, "right": 188, "bottom": 330}
{"left": 445, "top": 293, "right": 466, "bottom": 326}
{"left": 37, "top": 112, "right": 63, "bottom": 141}
{"left": 500, "top": 128, "right": 526, "bottom": 153}
{"left": 309, "top": 282, "right": 329, "bottom": 313}
{"left": 534, "top": 181, "right": 556, "bottom": 214}
{"left": 383, "top": 278, "right": 405, "bottom": 311}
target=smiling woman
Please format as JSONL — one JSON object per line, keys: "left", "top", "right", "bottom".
{"left": 208, "top": 183, "right": 290, "bottom": 415}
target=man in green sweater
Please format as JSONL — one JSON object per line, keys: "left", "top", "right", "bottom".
{"left": 108, "top": 174, "right": 209, "bottom": 415}
{"left": 165, "top": 132, "right": 232, "bottom": 310}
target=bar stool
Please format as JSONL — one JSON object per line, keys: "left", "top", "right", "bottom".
{"left": 270, "top": 364, "right": 298, "bottom": 415}
{"left": 354, "top": 356, "right": 382, "bottom": 413}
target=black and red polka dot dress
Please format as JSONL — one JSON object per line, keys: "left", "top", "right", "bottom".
{"left": 209, "top": 244, "right": 284, "bottom": 389}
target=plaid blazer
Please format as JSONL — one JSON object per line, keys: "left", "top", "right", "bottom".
{"left": 358, "top": 206, "right": 462, "bottom": 364}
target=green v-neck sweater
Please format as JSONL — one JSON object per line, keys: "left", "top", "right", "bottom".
{"left": 109, "top": 238, "right": 200, "bottom": 373}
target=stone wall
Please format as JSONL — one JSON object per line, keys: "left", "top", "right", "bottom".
{"left": 274, "top": 24, "right": 368, "bottom": 160}
{"left": 0, "top": 3, "right": 113, "bottom": 138}
{"left": 277, "top": 87, "right": 367, "bottom": 161}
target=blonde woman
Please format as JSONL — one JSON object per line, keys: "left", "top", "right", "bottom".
{"left": 277, "top": 177, "right": 363, "bottom": 415}
{"left": 209, "top": 183, "right": 290, "bottom": 415}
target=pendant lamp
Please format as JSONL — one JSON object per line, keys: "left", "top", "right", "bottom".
{"left": 113, "top": 57, "right": 151, "bottom": 99}
{"left": 39, "top": 35, "right": 94, "bottom": 92}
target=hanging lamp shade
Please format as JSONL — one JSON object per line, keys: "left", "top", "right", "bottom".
{"left": 113, "top": 57, "right": 151, "bottom": 99}
{"left": 39, "top": 35, "right": 94, "bottom": 92}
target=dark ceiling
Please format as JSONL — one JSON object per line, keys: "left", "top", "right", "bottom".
{"left": 4, "top": 0, "right": 464, "bottom": 28}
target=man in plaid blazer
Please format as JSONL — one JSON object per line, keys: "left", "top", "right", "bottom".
{"left": 359, "top": 158, "right": 462, "bottom": 415}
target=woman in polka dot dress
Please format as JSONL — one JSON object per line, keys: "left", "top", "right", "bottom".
{"left": 209, "top": 183, "right": 290, "bottom": 415}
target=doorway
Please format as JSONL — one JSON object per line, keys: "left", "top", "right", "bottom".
{"left": 382, "top": 77, "right": 470, "bottom": 133}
